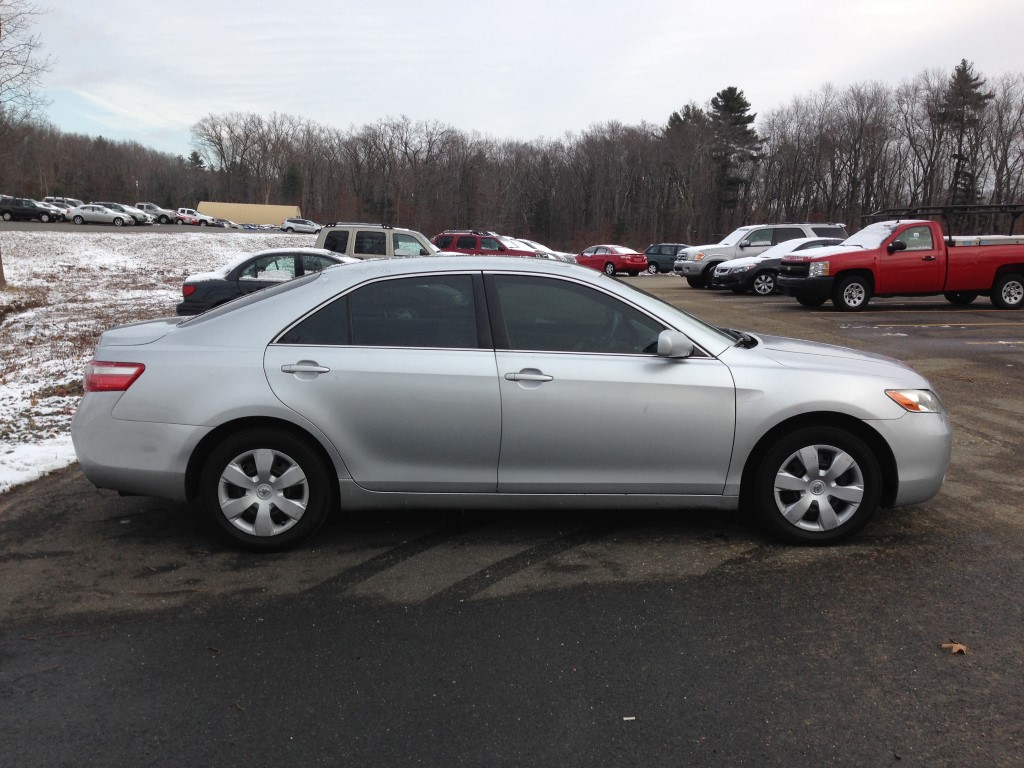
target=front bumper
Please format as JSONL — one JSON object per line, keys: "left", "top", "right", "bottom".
{"left": 673, "top": 259, "right": 706, "bottom": 277}
{"left": 777, "top": 275, "right": 835, "bottom": 301}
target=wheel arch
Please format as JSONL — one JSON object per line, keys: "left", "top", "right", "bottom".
{"left": 738, "top": 412, "right": 899, "bottom": 509}
{"left": 185, "top": 416, "right": 340, "bottom": 504}
{"left": 833, "top": 268, "right": 875, "bottom": 291}
{"left": 993, "top": 263, "right": 1024, "bottom": 280}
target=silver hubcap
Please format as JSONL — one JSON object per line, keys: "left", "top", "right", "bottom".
{"left": 754, "top": 274, "right": 774, "bottom": 294}
{"left": 772, "top": 444, "right": 865, "bottom": 532}
{"left": 1002, "top": 279, "right": 1023, "bottom": 306}
{"left": 842, "top": 283, "right": 866, "bottom": 307}
{"left": 217, "top": 448, "right": 308, "bottom": 537}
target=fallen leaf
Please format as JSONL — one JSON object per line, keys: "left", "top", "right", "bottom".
{"left": 940, "top": 640, "right": 969, "bottom": 655}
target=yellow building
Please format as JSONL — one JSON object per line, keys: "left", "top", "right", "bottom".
{"left": 196, "top": 202, "right": 301, "bottom": 226}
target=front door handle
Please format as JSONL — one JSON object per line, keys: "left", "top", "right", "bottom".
{"left": 504, "top": 371, "right": 553, "bottom": 382}
{"left": 921, "top": 255, "right": 937, "bottom": 261}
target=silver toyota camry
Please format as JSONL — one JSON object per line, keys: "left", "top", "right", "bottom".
{"left": 72, "top": 257, "right": 952, "bottom": 551}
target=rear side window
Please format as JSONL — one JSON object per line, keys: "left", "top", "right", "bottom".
{"left": 323, "top": 230, "right": 349, "bottom": 254}
{"left": 811, "top": 226, "right": 848, "bottom": 238}
{"left": 456, "top": 236, "right": 477, "bottom": 249}
{"left": 354, "top": 231, "right": 387, "bottom": 256}
{"left": 435, "top": 235, "right": 454, "bottom": 248}
{"left": 773, "top": 227, "right": 807, "bottom": 243}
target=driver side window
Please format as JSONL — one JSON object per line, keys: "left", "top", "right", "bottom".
{"left": 490, "top": 275, "right": 665, "bottom": 354}
{"left": 894, "top": 226, "right": 934, "bottom": 251}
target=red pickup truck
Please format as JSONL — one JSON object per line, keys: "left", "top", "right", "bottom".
{"left": 777, "top": 216, "right": 1024, "bottom": 311}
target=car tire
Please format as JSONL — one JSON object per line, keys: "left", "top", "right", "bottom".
{"left": 646, "top": 263, "right": 659, "bottom": 274}
{"left": 943, "top": 291, "right": 978, "bottom": 305}
{"left": 752, "top": 271, "right": 777, "bottom": 296}
{"left": 199, "top": 427, "right": 334, "bottom": 552}
{"left": 685, "top": 275, "right": 707, "bottom": 289}
{"left": 73, "top": 215, "right": 84, "bottom": 225}
{"left": 991, "top": 273, "right": 1024, "bottom": 310}
{"left": 752, "top": 426, "right": 881, "bottom": 544}
{"left": 603, "top": 262, "right": 616, "bottom": 275}
{"left": 1, "top": 212, "right": 11, "bottom": 221}
{"left": 40, "top": 213, "right": 51, "bottom": 223}
{"left": 833, "top": 274, "right": 871, "bottom": 311}
{"left": 113, "top": 217, "right": 124, "bottom": 227}
{"left": 200, "top": 220, "right": 208, "bottom": 226}
{"left": 796, "top": 295, "right": 827, "bottom": 308}
{"left": 285, "top": 227, "right": 295, "bottom": 233}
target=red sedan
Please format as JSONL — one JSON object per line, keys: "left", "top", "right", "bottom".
{"left": 576, "top": 245, "right": 649, "bottom": 275}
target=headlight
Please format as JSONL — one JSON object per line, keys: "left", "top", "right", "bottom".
{"left": 734, "top": 265, "right": 751, "bottom": 273}
{"left": 886, "top": 389, "right": 944, "bottom": 413}
{"left": 808, "top": 261, "right": 830, "bottom": 277}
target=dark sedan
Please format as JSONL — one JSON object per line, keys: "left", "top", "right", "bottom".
{"left": 176, "top": 248, "right": 355, "bottom": 315}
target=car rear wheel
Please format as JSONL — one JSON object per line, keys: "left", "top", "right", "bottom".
{"left": 752, "top": 426, "right": 881, "bottom": 544}
{"left": 603, "top": 262, "right": 616, "bottom": 275}
{"left": 991, "top": 273, "right": 1024, "bottom": 309}
{"left": 1, "top": 212, "right": 11, "bottom": 221}
{"left": 796, "top": 295, "right": 827, "bottom": 307}
{"left": 752, "top": 271, "right": 777, "bottom": 296}
{"left": 646, "top": 263, "right": 659, "bottom": 274}
{"left": 200, "top": 428, "right": 333, "bottom": 551}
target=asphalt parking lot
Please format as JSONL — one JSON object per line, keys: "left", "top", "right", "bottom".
{"left": 1, "top": 270, "right": 1022, "bottom": 767}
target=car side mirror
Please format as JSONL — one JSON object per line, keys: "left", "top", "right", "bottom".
{"left": 739, "top": 240, "right": 750, "bottom": 248}
{"left": 887, "top": 240, "right": 907, "bottom": 253}
{"left": 657, "top": 330, "right": 694, "bottom": 359}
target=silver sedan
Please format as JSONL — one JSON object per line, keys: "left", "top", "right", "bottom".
{"left": 72, "top": 257, "right": 952, "bottom": 551}
{"left": 68, "top": 204, "right": 131, "bottom": 226}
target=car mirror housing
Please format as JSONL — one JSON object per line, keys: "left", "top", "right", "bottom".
{"left": 657, "top": 330, "right": 694, "bottom": 359}
{"left": 887, "top": 240, "right": 908, "bottom": 253}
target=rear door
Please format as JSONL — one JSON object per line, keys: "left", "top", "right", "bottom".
{"left": 265, "top": 272, "right": 501, "bottom": 492}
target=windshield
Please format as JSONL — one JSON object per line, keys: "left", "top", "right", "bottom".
{"left": 617, "top": 279, "right": 737, "bottom": 346}
{"left": 718, "top": 227, "right": 754, "bottom": 247}
{"left": 843, "top": 221, "right": 914, "bottom": 249}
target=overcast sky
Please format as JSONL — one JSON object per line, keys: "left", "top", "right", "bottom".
{"left": 34, "top": 0, "right": 1024, "bottom": 157}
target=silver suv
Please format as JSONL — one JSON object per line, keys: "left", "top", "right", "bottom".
{"left": 674, "top": 223, "right": 848, "bottom": 288}
{"left": 315, "top": 223, "right": 440, "bottom": 259}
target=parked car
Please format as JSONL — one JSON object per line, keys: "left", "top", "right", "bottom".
{"left": 72, "top": 256, "right": 952, "bottom": 552}
{"left": 644, "top": 243, "right": 691, "bottom": 274}
{"left": 432, "top": 230, "right": 541, "bottom": 258}
{"left": 674, "top": 223, "right": 849, "bottom": 288}
{"left": 35, "top": 200, "right": 68, "bottom": 222}
{"left": 177, "top": 207, "right": 216, "bottom": 226}
{"left": 135, "top": 202, "right": 178, "bottom": 224}
{"left": 90, "top": 202, "right": 149, "bottom": 225}
{"left": 43, "top": 196, "right": 85, "bottom": 210}
{"left": 516, "top": 238, "right": 577, "bottom": 262}
{"left": 176, "top": 212, "right": 201, "bottom": 225}
{"left": 576, "top": 244, "right": 649, "bottom": 275}
{"left": 0, "top": 196, "right": 56, "bottom": 222}
{"left": 711, "top": 237, "right": 845, "bottom": 295}
{"left": 317, "top": 223, "right": 442, "bottom": 259}
{"left": 213, "top": 218, "right": 240, "bottom": 229}
{"left": 68, "top": 204, "right": 132, "bottom": 226}
{"left": 281, "top": 218, "right": 321, "bottom": 234}
{"left": 176, "top": 248, "right": 355, "bottom": 315}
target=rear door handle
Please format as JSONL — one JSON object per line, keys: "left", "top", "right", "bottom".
{"left": 281, "top": 363, "right": 331, "bottom": 374}
{"left": 504, "top": 372, "right": 553, "bottom": 382}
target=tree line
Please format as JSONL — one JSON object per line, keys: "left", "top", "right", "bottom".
{"left": 3, "top": 59, "right": 1023, "bottom": 251}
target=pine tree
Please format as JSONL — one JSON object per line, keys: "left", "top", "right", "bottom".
{"left": 708, "top": 87, "right": 761, "bottom": 232}
{"left": 939, "top": 59, "right": 993, "bottom": 207}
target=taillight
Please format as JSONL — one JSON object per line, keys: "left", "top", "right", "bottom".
{"left": 84, "top": 361, "right": 145, "bottom": 392}
{"left": 182, "top": 284, "right": 197, "bottom": 298}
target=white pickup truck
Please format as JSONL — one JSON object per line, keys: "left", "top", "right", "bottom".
{"left": 176, "top": 207, "right": 216, "bottom": 226}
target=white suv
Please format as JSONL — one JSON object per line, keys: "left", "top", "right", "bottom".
{"left": 674, "top": 222, "right": 848, "bottom": 288}
{"left": 315, "top": 223, "right": 441, "bottom": 259}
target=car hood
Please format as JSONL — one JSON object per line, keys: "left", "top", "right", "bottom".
{"left": 97, "top": 317, "right": 181, "bottom": 346}
{"left": 718, "top": 256, "right": 760, "bottom": 269}
{"left": 755, "top": 333, "right": 920, "bottom": 377}
{"left": 782, "top": 244, "right": 860, "bottom": 261}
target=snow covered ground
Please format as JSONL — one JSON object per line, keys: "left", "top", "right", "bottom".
{"left": 0, "top": 228, "right": 316, "bottom": 492}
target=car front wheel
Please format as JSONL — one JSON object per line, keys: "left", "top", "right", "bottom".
{"left": 113, "top": 217, "right": 124, "bottom": 227}
{"left": 752, "top": 426, "right": 881, "bottom": 544}
{"left": 686, "top": 275, "right": 707, "bottom": 289}
{"left": 833, "top": 274, "right": 872, "bottom": 311}
{"left": 199, "top": 428, "right": 333, "bottom": 551}
{"left": 73, "top": 215, "right": 84, "bottom": 225}
{"left": 752, "top": 271, "right": 777, "bottom": 295}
